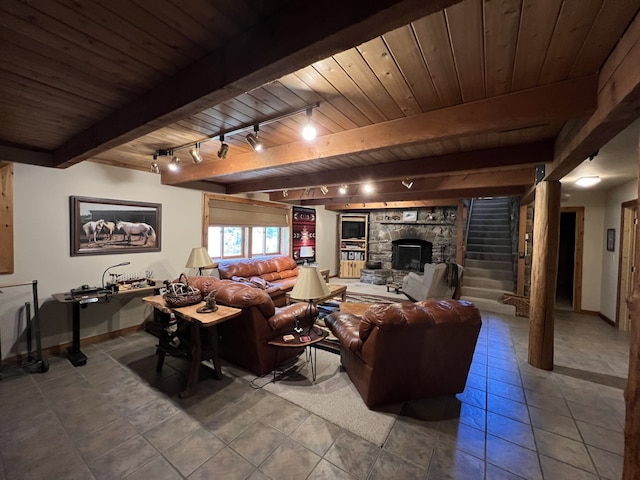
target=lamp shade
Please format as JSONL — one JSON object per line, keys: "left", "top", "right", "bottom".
{"left": 185, "top": 247, "right": 212, "bottom": 268}
{"left": 299, "top": 246, "right": 314, "bottom": 258}
{"left": 290, "top": 266, "right": 330, "bottom": 301}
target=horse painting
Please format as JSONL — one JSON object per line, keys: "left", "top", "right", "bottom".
{"left": 116, "top": 220, "right": 156, "bottom": 245}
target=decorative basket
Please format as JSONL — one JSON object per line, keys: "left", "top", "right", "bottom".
{"left": 503, "top": 294, "right": 530, "bottom": 317}
{"left": 164, "top": 274, "right": 203, "bottom": 308}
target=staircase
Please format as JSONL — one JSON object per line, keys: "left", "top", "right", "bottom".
{"left": 460, "top": 198, "right": 517, "bottom": 315}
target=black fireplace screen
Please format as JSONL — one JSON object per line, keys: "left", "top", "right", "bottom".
{"left": 392, "top": 239, "right": 432, "bottom": 271}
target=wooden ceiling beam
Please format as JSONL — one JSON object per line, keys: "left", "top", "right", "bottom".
{"left": 226, "top": 141, "right": 551, "bottom": 193}
{"left": 51, "top": 0, "right": 462, "bottom": 168}
{"left": 0, "top": 145, "right": 53, "bottom": 167}
{"left": 298, "top": 185, "right": 527, "bottom": 205}
{"left": 546, "top": 10, "right": 640, "bottom": 183}
{"left": 270, "top": 168, "right": 535, "bottom": 201}
{"left": 165, "top": 75, "right": 596, "bottom": 185}
{"left": 324, "top": 199, "right": 460, "bottom": 210}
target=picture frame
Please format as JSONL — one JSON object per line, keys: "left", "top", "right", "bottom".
{"left": 70, "top": 196, "right": 161, "bottom": 256}
{"left": 402, "top": 211, "right": 418, "bottom": 222}
{"left": 606, "top": 228, "right": 615, "bottom": 252}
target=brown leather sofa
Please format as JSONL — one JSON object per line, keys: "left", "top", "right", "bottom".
{"left": 216, "top": 255, "right": 300, "bottom": 306}
{"left": 324, "top": 299, "right": 482, "bottom": 408}
{"left": 186, "top": 276, "right": 317, "bottom": 376}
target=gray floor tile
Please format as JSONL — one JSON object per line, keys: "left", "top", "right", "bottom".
{"left": 76, "top": 417, "right": 138, "bottom": 463}
{"left": 384, "top": 419, "right": 437, "bottom": 469}
{"left": 88, "top": 435, "right": 157, "bottom": 480}
{"left": 144, "top": 411, "right": 202, "bottom": 452}
{"left": 369, "top": 449, "right": 425, "bottom": 479}
{"left": 487, "top": 412, "right": 535, "bottom": 449}
{"left": 290, "top": 414, "right": 343, "bottom": 456}
{"left": 188, "top": 447, "right": 255, "bottom": 480}
{"left": 487, "top": 393, "right": 530, "bottom": 424}
{"left": 324, "top": 431, "right": 380, "bottom": 479}
{"left": 124, "top": 455, "right": 183, "bottom": 480}
{"left": 308, "top": 459, "right": 356, "bottom": 479}
{"left": 426, "top": 444, "right": 485, "bottom": 480}
{"left": 487, "top": 378, "right": 526, "bottom": 403}
{"left": 576, "top": 420, "right": 625, "bottom": 455}
{"left": 163, "top": 427, "right": 224, "bottom": 476}
{"left": 524, "top": 388, "right": 571, "bottom": 416}
{"left": 528, "top": 405, "right": 581, "bottom": 441}
{"left": 259, "top": 438, "right": 321, "bottom": 480}
{"left": 437, "top": 418, "right": 486, "bottom": 460}
{"left": 533, "top": 428, "right": 596, "bottom": 473}
{"left": 485, "top": 462, "right": 528, "bottom": 479}
{"left": 205, "top": 403, "right": 258, "bottom": 443}
{"left": 125, "top": 396, "right": 180, "bottom": 433}
{"left": 486, "top": 434, "right": 541, "bottom": 480}
{"left": 230, "top": 421, "right": 286, "bottom": 466}
{"left": 539, "top": 455, "right": 598, "bottom": 480}
{"left": 58, "top": 402, "right": 123, "bottom": 440}
{"left": 587, "top": 444, "right": 624, "bottom": 480}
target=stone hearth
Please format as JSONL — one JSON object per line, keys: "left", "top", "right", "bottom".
{"left": 359, "top": 268, "right": 392, "bottom": 285}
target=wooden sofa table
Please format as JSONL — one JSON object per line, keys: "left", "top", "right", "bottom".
{"left": 143, "top": 295, "right": 241, "bottom": 398}
{"left": 286, "top": 283, "right": 347, "bottom": 305}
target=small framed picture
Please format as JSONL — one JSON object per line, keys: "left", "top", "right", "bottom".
{"left": 402, "top": 211, "right": 418, "bottom": 222}
{"left": 606, "top": 228, "right": 615, "bottom": 252}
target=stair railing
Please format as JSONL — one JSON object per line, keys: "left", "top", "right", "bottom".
{"left": 462, "top": 198, "right": 475, "bottom": 265}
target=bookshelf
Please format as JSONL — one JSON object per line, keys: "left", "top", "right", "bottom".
{"left": 338, "top": 214, "right": 368, "bottom": 278}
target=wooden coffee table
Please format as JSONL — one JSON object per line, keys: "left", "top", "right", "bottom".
{"left": 340, "top": 302, "right": 373, "bottom": 317}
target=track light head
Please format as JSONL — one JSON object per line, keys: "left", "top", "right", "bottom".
{"left": 302, "top": 107, "right": 316, "bottom": 141}
{"left": 338, "top": 185, "right": 348, "bottom": 194}
{"left": 282, "top": 189, "right": 288, "bottom": 197}
{"left": 150, "top": 155, "right": 160, "bottom": 174}
{"left": 189, "top": 143, "right": 203, "bottom": 164}
{"left": 217, "top": 136, "right": 229, "bottom": 159}
{"left": 320, "top": 185, "right": 329, "bottom": 195}
{"left": 168, "top": 153, "right": 180, "bottom": 171}
{"left": 246, "top": 125, "right": 263, "bottom": 151}
{"left": 402, "top": 180, "right": 413, "bottom": 189}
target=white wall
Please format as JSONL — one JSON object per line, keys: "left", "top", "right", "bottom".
{"left": 315, "top": 207, "right": 339, "bottom": 276}
{"left": 1, "top": 162, "right": 203, "bottom": 360}
{"left": 562, "top": 189, "right": 606, "bottom": 312}
{"left": 601, "top": 178, "right": 638, "bottom": 320}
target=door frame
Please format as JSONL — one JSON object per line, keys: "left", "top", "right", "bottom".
{"left": 616, "top": 199, "right": 637, "bottom": 330}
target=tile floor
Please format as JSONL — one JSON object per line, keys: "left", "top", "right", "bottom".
{"left": 0, "top": 286, "right": 630, "bottom": 480}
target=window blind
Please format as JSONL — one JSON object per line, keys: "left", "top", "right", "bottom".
{"left": 208, "top": 199, "right": 289, "bottom": 227}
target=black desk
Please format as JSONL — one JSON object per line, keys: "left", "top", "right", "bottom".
{"left": 53, "top": 284, "right": 160, "bottom": 366}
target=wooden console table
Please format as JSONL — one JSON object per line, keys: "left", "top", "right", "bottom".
{"left": 142, "top": 295, "right": 241, "bottom": 398}
{"left": 286, "top": 283, "right": 347, "bottom": 305}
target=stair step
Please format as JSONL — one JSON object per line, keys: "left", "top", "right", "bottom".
{"left": 468, "top": 221, "right": 510, "bottom": 229}
{"left": 467, "top": 236, "right": 511, "bottom": 246}
{"left": 466, "top": 244, "right": 511, "bottom": 254}
{"left": 463, "top": 277, "right": 514, "bottom": 291}
{"left": 464, "top": 259, "right": 513, "bottom": 271}
{"left": 464, "top": 267, "right": 513, "bottom": 281}
{"left": 465, "top": 252, "right": 512, "bottom": 262}
{"left": 460, "top": 285, "right": 514, "bottom": 301}
{"left": 471, "top": 212, "right": 510, "bottom": 220}
{"left": 460, "top": 296, "right": 517, "bottom": 316}
{"left": 467, "top": 230, "right": 510, "bottom": 239}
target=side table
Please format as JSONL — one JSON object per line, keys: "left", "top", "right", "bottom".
{"left": 268, "top": 326, "right": 327, "bottom": 382}
{"left": 142, "top": 295, "right": 241, "bottom": 398}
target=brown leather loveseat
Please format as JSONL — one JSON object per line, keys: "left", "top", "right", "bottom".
{"left": 324, "top": 299, "right": 481, "bottom": 408}
{"left": 186, "top": 276, "right": 316, "bottom": 376}
{"left": 216, "top": 255, "right": 300, "bottom": 306}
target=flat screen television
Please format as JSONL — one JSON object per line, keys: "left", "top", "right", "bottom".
{"left": 343, "top": 220, "right": 366, "bottom": 239}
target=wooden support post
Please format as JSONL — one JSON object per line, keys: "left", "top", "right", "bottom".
{"left": 0, "top": 163, "right": 14, "bottom": 274}
{"left": 623, "top": 133, "right": 640, "bottom": 479}
{"left": 528, "top": 180, "right": 561, "bottom": 370}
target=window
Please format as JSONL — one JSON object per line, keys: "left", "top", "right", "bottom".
{"left": 252, "top": 227, "right": 281, "bottom": 255}
{"left": 207, "top": 225, "right": 288, "bottom": 259}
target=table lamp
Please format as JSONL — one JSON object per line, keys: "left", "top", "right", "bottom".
{"left": 299, "top": 246, "right": 314, "bottom": 265}
{"left": 289, "top": 265, "right": 330, "bottom": 333}
{"left": 185, "top": 247, "right": 212, "bottom": 275}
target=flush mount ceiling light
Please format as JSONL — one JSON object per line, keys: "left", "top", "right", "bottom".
{"left": 246, "top": 124, "right": 263, "bottom": 151}
{"left": 189, "top": 143, "right": 203, "bottom": 164}
{"left": 168, "top": 152, "right": 180, "bottom": 171}
{"left": 575, "top": 176, "right": 601, "bottom": 187}
{"left": 338, "top": 185, "right": 348, "bottom": 194}
{"left": 402, "top": 179, "right": 413, "bottom": 189}
{"left": 363, "top": 183, "right": 374, "bottom": 193}
{"left": 302, "top": 107, "right": 317, "bottom": 141}
{"left": 320, "top": 185, "right": 329, "bottom": 195}
{"left": 217, "top": 135, "right": 229, "bottom": 159}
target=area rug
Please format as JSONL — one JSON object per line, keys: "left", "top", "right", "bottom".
{"left": 260, "top": 349, "right": 401, "bottom": 446}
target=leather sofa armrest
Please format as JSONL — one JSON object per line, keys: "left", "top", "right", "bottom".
{"left": 268, "top": 302, "right": 317, "bottom": 331}
{"left": 324, "top": 312, "right": 363, "bottom": 352}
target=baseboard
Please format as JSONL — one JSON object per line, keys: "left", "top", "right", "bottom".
{"left": 1, "top": 324, "right": 144, "bottom": 367}
{"left": 597, "top": 312, "right": 615, "bottom": 327}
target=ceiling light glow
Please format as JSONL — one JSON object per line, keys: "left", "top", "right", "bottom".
{"left": 575, "top": 176, "right": 601, "bottom": 187}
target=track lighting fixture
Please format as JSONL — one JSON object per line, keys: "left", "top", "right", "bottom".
{"left": 302, "top": 107, "right": 317, "bottom": 141}
{"left": 282, "top": 189, "right": 288, "bottom": 197}
{"left": 246, "top": 125, "right": 263, "bottom": 151}
{"left": 363, "top": 183, "right": 374, "bottom": 193}
{"left": 304, "top": 188, "right": 311, "bottom": 196}
{"left": 168, "top": 153, "right": 180, "bottom": 171}
{"left": 338, "top": 185, "right": 348, "bottom": 194}
{"left": 150, "top": 154, "right": 160, "bottom": 174}
{"left": 320, "top": 185, "right": 329, "bottom": 195}
{"left": 189, "top": 143, "right": 203, "bottom": 164}
{"left": 217, "top": 135, "right": 229, "bottom": 159}
{"left": 402, "top": 179, "right": 413, "bottom": 189}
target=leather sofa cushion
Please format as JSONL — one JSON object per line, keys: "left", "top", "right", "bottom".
{"left": 324, "top": 312, "right": 363, "bottom": 352}
{"left": 183, "top": 276, "right": 275, "bottom": 317}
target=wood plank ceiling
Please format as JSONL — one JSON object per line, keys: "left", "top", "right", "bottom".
{"left": 1, "top": 0, "right": 639, "bottom": 209}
